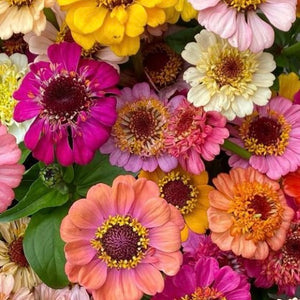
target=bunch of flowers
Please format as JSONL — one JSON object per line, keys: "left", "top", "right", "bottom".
{"left": 0, "top": 0, "right": 299, "bottom": 299}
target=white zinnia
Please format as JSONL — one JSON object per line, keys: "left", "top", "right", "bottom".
{"left": 181, "top": 30, "right": 276, "bottom": 120}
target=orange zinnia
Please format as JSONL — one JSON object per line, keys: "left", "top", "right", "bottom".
{"left": 283, "top": 168, "right": 300, "bottom": 205}
{"left": 208, "top": 167, "right": 294, "bottom": 260}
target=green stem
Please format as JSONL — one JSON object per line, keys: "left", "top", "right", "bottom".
{"left": 222, "top": 139, "right": 251, "bottom": 160}
{"left": 282, "top": 42, "right": 300, "bottom": 57}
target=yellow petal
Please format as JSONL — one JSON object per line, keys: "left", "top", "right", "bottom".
{"left": 73, "top": 5, "right": 107, "bottom": 34}
{"left": 145, "top": 7, "right": 166, "bottom": 27}
{"left": 180, "top": 224, "right": 189, "bottom": 242}
{"left": 110, "top": 35, "right": 140, "bottom": 56}
{"left": 278, "top": 72, "right": 300, "bottom": 101}
{"left": 111, "top": 6, "right": 128, "bottom": 24}
{"left": 94, "top": 15, "right": 125, "bottom": 45}
{"left": 58, "top": 0, "right": 82, "bottom": 7}
{"left": 71, "top": 31, "right": 95, "bottom": 49}
{"left": 156, "top": 0, "right": 177, "bottom": 8}
{"left": 165, "top": 7, "right": 180, "bottom": 24}
{"left": 126, "top": 4, "right": 147, "bottom": 37}
{"left": 136, "top": 0, "right": 160, "bottom": 8}
{"left": 185, "top": 209, "right": 208, "bottom": 234}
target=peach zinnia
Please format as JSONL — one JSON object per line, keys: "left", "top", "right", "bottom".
{"left": 208, "top": 167, "right": 294, "bottom": 260}
{"left": 60, "top": 175, "right": 183, "bottom": 300}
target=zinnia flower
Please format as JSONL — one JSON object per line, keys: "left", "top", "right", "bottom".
{"left": 165, "top": 0, "right": 197, "bottom": 23}
{"left": 189, "top": 0, "right": 296, "bottom": 53}
{"left": 278, "top": 72, "right": 300, "bottom": 101}
{"left": 227, "top": 96, "right": 300, "bottom": 180}
{"left": 139, "top": 167, "right": 213, "bottom": 241}
{"left": 283, "top": 169, "right": 300, "bottom": 205}
{"left": 152, "top": 256, "right": 251, "bottom": 300}
{"left": 0, "top": 0, "right": 54, "bottom": 40}
{"left": 164, "top": 97, "right": 229, "bottom": 174}
{"left": 0, "top": 218, "right": 41, "bottom": 293}
{"left": 0, "top": 124, "right": 24, "bottom": 212}
{"left": 0, "top": 52, "right": 32, "bottom": 143}
{"left": 13, "top": 42, "right": 119, "bottom": 166}
{"left": 23, "top": 4, "right": 128, "bottom": 71}
{"left": 60, "top": 175, "right": 183, "bottom": 300}
{"left": 181, "top": 30, "right": 276, "bottom": 120}
{"left": 0, "top": 274, "right": 33, "bottom": 300}
{"left": 208, "top": 167, "right": 294, "bottom": 260}
{"left": 100, "top": 82, "right": 177, "bottom": 172}
{"left": 57, "top": 0, "right": 177, "bottom": 56}
{"left": 244, "top": 218, "right": 300, "bottom": 296}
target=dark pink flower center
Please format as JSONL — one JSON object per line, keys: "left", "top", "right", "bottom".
{"left": 248, "top": 195, "right": 271, "bottom": 220}
{"left": 8, "top": 237, "right": 29, "bottom": 267}
{"left": 162, "top": 180, "right": 191, "bottom": 209}
{"left": 248, "top": 117, "right": 281, "bottom": 146}
{"left": 101, "top": 224, "right": 141, "bottom": 260}
{"left": 130, "top": 109, "right": 155, "bottom": 139}
{"left": 42, "top": 75, "right": 90, "bottom": 123}
{"left": 283, "top": 223, "right": 300, "bottom": 262}
{"left": 176, "top": 110, "right": 194, "bottom": 135}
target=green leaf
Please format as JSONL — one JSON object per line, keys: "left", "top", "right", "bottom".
{"left": 14, "top": 163, "right": 40, "bottom": 201}
{"left": 23, "top": 205, "right": 70, "bottom": 288}
{"left": 62, "top": 166, "right": 74, "bottom": 184}
{"left": 165, "top": 25, "right": 202, "bottom": 54}
{"left": 0, "top": 179, "right": 69, "bottom": 222}
{"left": 73, "top": 152, "right": 133, "bottom": 197}
{"left": 18, "top": 142, "right": 31, "bottom": 164}
{"left": 43, "top": 8, "right": 59, "bottom": 30}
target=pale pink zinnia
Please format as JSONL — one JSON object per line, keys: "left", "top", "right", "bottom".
{"left": 227, "top": 97, "right": 300, "bottom": 180}
{"left": 0, "top": 124, "right": 24, "bottom": 212}
{"left": 100, "top": 82, "right": 178, "bottom": 173}
{"left": 189, "top": 0, "right": 296, "bottom": 52}
{"left": 60, "top": 175, "right": 184, "bottom": 300}
{"left": 164, "top": 97, "right": 229, "bottom": 174}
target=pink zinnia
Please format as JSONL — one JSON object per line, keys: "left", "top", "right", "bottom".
{"left": 100, "top": 82, "right": 178, "bottom": 172}
{"left": 189, "top": 0, "right": 296, "bottom": 52}
{"left": 153, "top": 256, "right": 251, "bottom": 300}
{"left": 244, "top": 218, "right": 300, "bottom": 296}
{"left": 227, "top": 97, "right": 300, "bottom": 180}
{"left": 0, "top": 124, "right": 24, "bottom": 212}
{"left": 164, "top": 97, "right": 229, "bottom": 174}
{"left": 60, "top": 175, "right": 184, "bottom": 300}
{"left": 13, "top": 42, "right": 119, "bottom": 166}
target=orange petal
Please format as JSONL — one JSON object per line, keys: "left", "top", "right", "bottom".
{"left": 211, "top": 230, "right": 234, "bottom": 251}
{"left": 65, "top": 241, "right": 96, "bottom": 265}
{"left": 209, "top": 190, "right": 230, "bottom": 210}
{"left": 112, "top": 181, "right": 135, "bottom": 215}
{"left": 231, "top": 235, "right": 257, "bottom": 258}
{"left": 207, "top": 207, "right": 233, "bottom": 233}
{"left": 252, "top": 241, "right": 269, "bottom": 260}
{"left": 212, "top": 173, "right": 235, "bottom": 198}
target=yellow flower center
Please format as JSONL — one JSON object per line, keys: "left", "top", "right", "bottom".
{"left": 205, "top": 47, "right": 257, "bottom": 91}
{"left": 91, "top": 215, "right": 149, "bottom": 269}
{"left": 8, "top": 0, "right": 32, "bottom": 6}
{"left": 159, "top": 171, "right": 199, "bottom": 215}
{"left": 223, "top": 0, "right": 265, "bottom": 11}
{"left": 180, "top": 287, "right": 226, "bottom": 300}
{"left": 228, "top": 181, "right": 284, "bottom": 243}
{"left": 0, "top": 62, "right": 22, "bottom": 126}
{"left": 240, "top": 111, "right": 291, "bottom": 156}
{"left": 112, "top": 98, "right": 169, "bottom": 156}
{"left": 143, "top": 43, "right": 184, "bottom": 88}
{"left": 97, "top": 0, "right": 134, "bottom": 9}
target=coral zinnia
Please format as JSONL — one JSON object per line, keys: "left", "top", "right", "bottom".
{"left": 139, "top": 167, "right": 213, "bottom": 241}
{"left": 13, "top": 42, "right": 119, "bottom": 166}
{"left": 164, "top": 97, "right": 229, "bottom": 174}
{"left": 0, "top": 218, "right": 41, "bottom": 293}
{"left": 100, "top": 82, "right": 177, "bottom": 172}
{"left": 283, "top": 169, "right": 300, "bottom": 205}
{"left": 181, "top": 30, "right": 276, "bottom": 120}
{"left": 57, "top": 0, "right": 177, "bottom": 56}
{"left": 0, "top": 124, "right": 24, "bottom": 212}
{"left": 228, "top": 97, "right": 300, "bottom": 180}
{"left": 152, "top": 256, "right": 251, "bottom": 300}
{"left": 189, "top": 0, "right": 296, "bottom": 53}
{"left": 60, "top": 175, "right": 183, "bottom": 300}
{"left": 0, "top": 0, "right": 54, "bottom": 40}
{"left": 208, "top": 167, "right": 294, "bottom": 260}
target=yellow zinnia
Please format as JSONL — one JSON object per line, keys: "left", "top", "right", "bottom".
{"left": 139, "top": 166, "right": 213, "bottom": 242}
{"left": 278, "top": 72, "right": 300, "bottom": 101}
{"left": 165, "top": 0, "right": 197, "bottom": 23}
{"left": 58, "top": 0, "right": 177, "bottom": 56}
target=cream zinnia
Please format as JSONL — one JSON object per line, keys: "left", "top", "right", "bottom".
{"left": 181, "top": 30, "right": 276, "bottom": 120}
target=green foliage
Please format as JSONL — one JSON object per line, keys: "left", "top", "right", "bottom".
{"left": 18, "top": 142, "right": 31, "bottom": 164}
{"left": 23, "top": 205, "right": 70, "bottom": 288}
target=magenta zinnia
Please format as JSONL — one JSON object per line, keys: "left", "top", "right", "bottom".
{"left": 153, "top": 256, "right": 251, "bottom": 300}
{"left": 60, "top": 175, "right": 183, "bottom": 300}
{"left": 228, "top": 96, "right": 300, "bottom": 180}
{"left": 164, "top": 97, "right": 229, "bottom": 174}
{"left": 13, "top": 42, "right": 119, "bottom": 166}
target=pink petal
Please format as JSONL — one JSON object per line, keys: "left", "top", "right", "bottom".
{"left": 0, "top": 164, "right": 24, "bottom": 188}
{"left": 0, "top": 182, "right": 14, "bottom": 213}
{"left": 112, "top": 181, "right": 135, "bottom": 215}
